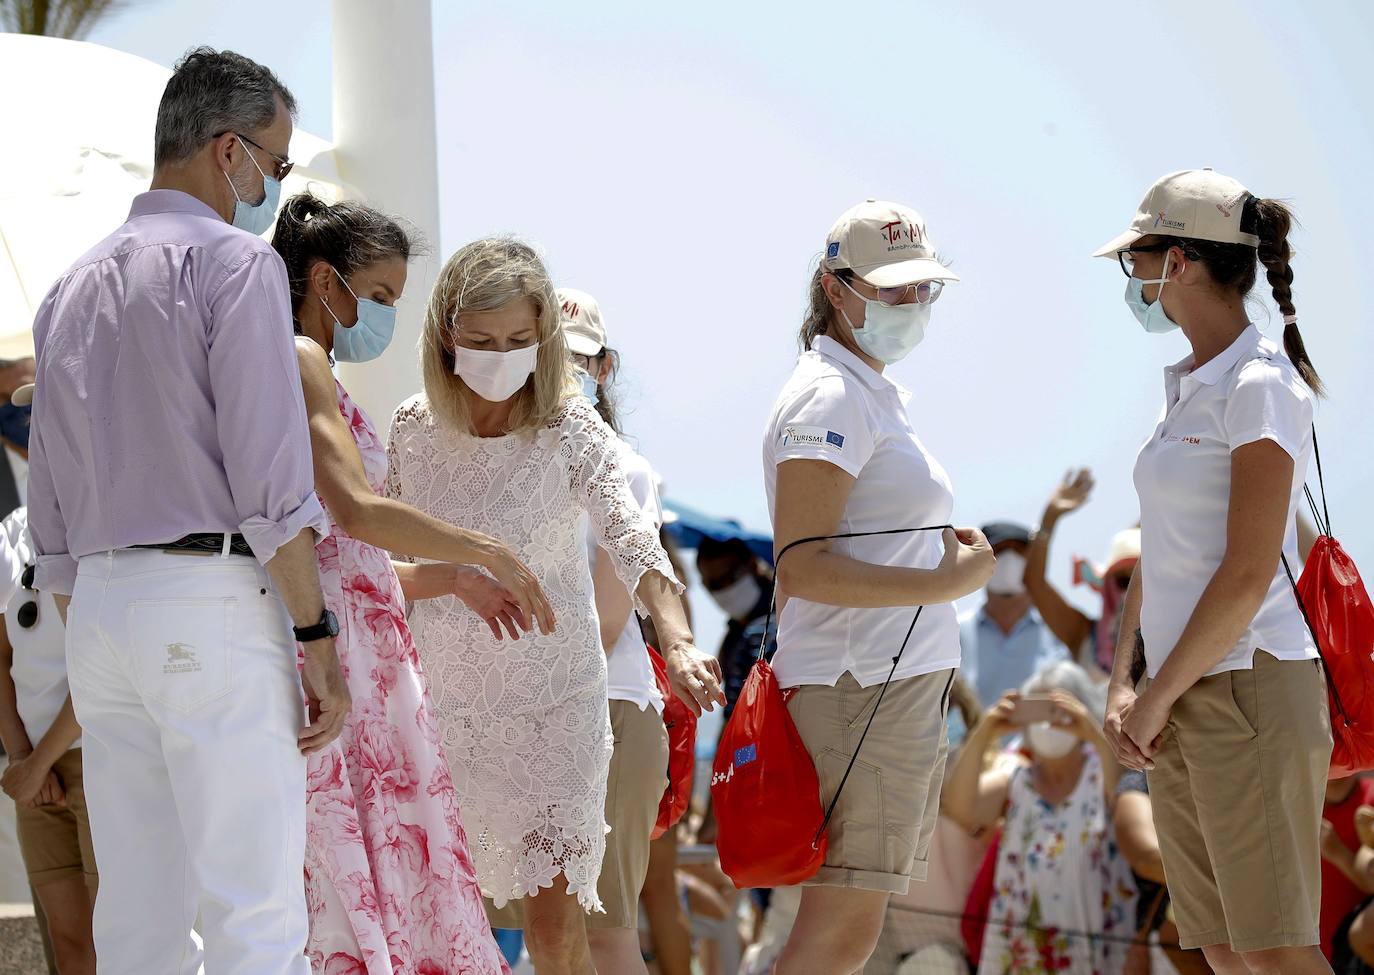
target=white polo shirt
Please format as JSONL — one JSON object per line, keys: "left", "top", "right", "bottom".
{"left": 1133, "top": 324, "right": 1316, "bottom": 678}
{"left": 583, "top": 440, "right": 664, "bottom": 713}
{"left": 1, "top": 509, "right": 75, "bottom": 747}
{"left": 762, "top": 335, "right": 960, "bottom": 689}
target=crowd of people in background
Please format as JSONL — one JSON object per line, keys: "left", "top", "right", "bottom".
{"left": 0, "top": 41, "right": 1360, "bottom": 975}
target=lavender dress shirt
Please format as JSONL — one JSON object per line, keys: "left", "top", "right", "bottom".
{"left": 27, "top": 189, "right": 328, "bottom": 594}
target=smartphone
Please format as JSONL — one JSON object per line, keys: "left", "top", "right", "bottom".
{"left": 1009, "top": 695, "right": 1060, "bottom": 726}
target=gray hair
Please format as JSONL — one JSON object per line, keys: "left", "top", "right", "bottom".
{"left": 154, "top": 47, "right": 297, "bottom": 167}
{"left": 1022, "top": 660, "right": 1107, "bottom": 721}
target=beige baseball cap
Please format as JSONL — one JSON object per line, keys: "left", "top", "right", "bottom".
{"left": 11, "top": 383, "right": 33, "bottom": 407}
{"left": 557, "top": 288, "right": 606, "bottom": 356}
{"left": 1093, "top": 168, "right": 1259, "bottom": 258}
{"left": 823, "top": 199, "right": 959, "bottom": 287}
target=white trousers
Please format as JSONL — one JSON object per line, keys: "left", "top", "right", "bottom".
{"left": 66, "top": 549, "right": 309, "bottom": 975}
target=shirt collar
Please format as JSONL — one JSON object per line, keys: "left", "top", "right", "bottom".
{"left": 129, "top": 189, "right": 224, "bottom": 223}
{"left": 1163, "top": 323, "right": 1262, "bottom": 388}
{"left": 977, "top": 603, "right": 1042, "bottom": 633}
{"left": 814, "top": 335, "right": 909, "bottom": 399}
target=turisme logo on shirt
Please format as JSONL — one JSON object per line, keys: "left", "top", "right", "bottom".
{"left": 781, "top": 425, "right": 844, "bottom": 450}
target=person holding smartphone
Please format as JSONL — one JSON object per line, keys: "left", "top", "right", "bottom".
{"left": 942, "top": 661, "right": 1135, "bottom": 974}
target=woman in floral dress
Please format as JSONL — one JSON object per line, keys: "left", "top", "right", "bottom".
{"left": 942, "top": 661, "right": 1137, "bottom": 975}
{"left": 385, "top": 237, "right": 724, "bottom": 975}
{"left": 273, "top": 195, "right": 554, "bottom": 974}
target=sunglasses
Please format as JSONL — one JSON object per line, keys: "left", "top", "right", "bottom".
{"left": 16, "top": 565, "right": 36, "bottom": 629}
{"left": 217, "top": 131, "right": 295, "bottom": 182}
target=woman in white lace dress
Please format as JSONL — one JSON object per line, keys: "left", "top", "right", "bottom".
{"left": 385, "top": 238, "right": 723, "bottom": 975}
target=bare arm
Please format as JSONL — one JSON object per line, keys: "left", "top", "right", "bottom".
{"left": 1126, "top": 441, "right": 1295, "bottom": 758}
{"left": 1103, "top": 565, "right": 1149, "bottom": 770}
{"left": 940, "top": 695, "right": 1017, "bottom": 831}
{"left": 1114, "top": 791, "right": 1167, "bottom": 885}
{"left": 772, "top": 459, "right": 994, "bottom": 608}
{"left": 1024, "top": 470, "right": 1096, "bottom": 654}
{"left": 263, "top": 528, "right": 348, "bottom": 755}
{"left": 296, "top": 340, "right": 553, "bottom": 634}
{"left": 593, "top": 544, "right": 634, "bottom": 657}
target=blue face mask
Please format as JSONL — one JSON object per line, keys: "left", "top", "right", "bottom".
{"left": 1124, "top": 253, "right": 1180, "bottom": 334}
{"left": 223, "top": 139, "right": 281, "bottom": 237}
{"left": 0, "top": 402, "right": 30, "bottom": 450}
{"left": 578, "top": 370, "right": 599, "bottom": 405}
{"left": 324, "top": 267, "right": 397, "bottom": 363}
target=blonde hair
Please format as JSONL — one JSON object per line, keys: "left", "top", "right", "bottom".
{"left": 421, "top": 236, "right": 575, "bottom": 435}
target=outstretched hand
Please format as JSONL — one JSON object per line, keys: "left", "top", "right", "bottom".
{"left": 1047, "top": 468, "right": 1095, "bottom": 518}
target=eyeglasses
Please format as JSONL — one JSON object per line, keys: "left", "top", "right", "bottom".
{"left": 1115, "top": 242, "right": 1174, "bottom": 278}
{"left": 222, "top": 131, "right": 294, "bottom": 181}
{"left": 843, "top": 275, "right": 944, "bottom": 306}
{"left": 570, "top": 351, "right": 605, "bottom": 374}
{"left": 16, "top": 565, "right": 37, "bottom": 629}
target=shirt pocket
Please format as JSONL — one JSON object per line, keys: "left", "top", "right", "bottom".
{"left": 127, "top": 597, "right": 236, "bottom": 714}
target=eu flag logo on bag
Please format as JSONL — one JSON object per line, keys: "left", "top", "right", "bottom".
{"left": 735, "top": 743, "right": 758, "bottom": 768}
{"left": 826, "top": 431, "right": 845, "bottom": 448}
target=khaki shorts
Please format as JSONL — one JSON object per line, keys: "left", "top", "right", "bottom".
{"left": 16, "top": 749, "right": 98, "bottom": 889}
{"left": 1147, "top": 651, "right": 1331, "bottom": 952}
{"left": 786, "top": 669, "right": 954, "bottom": 895}
{"left": 488, "top": 699, "right": 668, "bottom": 929}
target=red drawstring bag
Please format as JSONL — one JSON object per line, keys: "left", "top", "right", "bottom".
{"left": 711, "top": 657, "right": 827, "bottom": 887}
{"left": 710, "top": 525, "right": 949, "bottom": 890}
{"left": 648, "top": 645, "right": 697, "bottom": 839}
{"left": 961, "top": 829, "right": 1001, "bottom": 970}
{"left": 1284, "top": 434, "right": 1374, "bottom": 778}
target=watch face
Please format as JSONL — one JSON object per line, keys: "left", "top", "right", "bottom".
{"left": 325, "top": 609, "right": 340, "bottom": 637}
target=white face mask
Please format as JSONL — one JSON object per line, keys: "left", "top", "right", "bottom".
{"left": 710, "top": 574, "right": 762, "bottom": 621}
{"left": 1026, "top": 721, "right": 1078, "bottom": 760}
{"left": 453, "top": 345, "right": 539, "bottom": 402}
{"left": 987, "top": 550, "right": 1027, "bottom": 596}
{"left": 838, "top": 277, "right": 932, "bottom": 364}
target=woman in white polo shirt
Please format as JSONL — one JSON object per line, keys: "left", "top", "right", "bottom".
{"left": 1097, "top": 169, "right": 1331, "bottom": 975}
{"left": 763, "top": 199, "right": 995, "bottom": 974}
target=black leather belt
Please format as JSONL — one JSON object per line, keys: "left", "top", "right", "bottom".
{"left": 132, "top": 533, "right": 254, "bottom": 557}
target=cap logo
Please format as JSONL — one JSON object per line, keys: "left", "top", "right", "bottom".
{"left": 1153, "top": 210, "right": 1186, "bottom": 232}
{"left": 1215, "top": 190, "right": 1247, "bottom": 218}
{"left": 826, "top": 241, "right": 840, "bottom": 259}
{"left": 879, "top": 219, "right": 924, "bottom": 248}
{"left": 561, "top": 299, "right": 580, "bottom": 318}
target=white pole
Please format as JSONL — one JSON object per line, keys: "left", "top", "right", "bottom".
{"left": 330, "top": 0, "right": 441, "bottom": 431}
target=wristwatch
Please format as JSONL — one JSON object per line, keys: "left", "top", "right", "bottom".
{"left": 293, "top": 608, "right": 339, "bottom": 643}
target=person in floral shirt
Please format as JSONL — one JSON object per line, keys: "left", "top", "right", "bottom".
{"left": 942, "top": 661, "right": 1137, "bottom": 975}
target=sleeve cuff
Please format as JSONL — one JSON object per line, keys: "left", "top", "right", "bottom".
{"left": 774, "top": 447, "right": 864, "bottom": 479}
{"left": 239, "top": 495, "right": 331, "bottom": 565}
{"left": 35, "top": 554, "right": 79, "bottom": 597}
{"left": 1229, "top": 428, "right": 1303, "bottom": 461}
{"left": 623, "top": 555, "right": 686, "bottom": 619}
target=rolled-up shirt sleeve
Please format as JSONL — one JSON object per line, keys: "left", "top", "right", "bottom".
{"left": 206, "top": 249, "right": 328, "bottom": 565}
{"left": 28, "top": 292, "right": 79, "bottom": 595}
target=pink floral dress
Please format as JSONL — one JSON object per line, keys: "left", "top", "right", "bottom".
{"left": 303, "top": 380, "right": 508, "bottom": 975}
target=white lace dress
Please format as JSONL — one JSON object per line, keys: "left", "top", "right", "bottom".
{"left": 384, "top": 395, "right": 680, "bottom": 912}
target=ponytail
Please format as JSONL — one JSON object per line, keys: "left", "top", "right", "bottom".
{"left": 1251, "top": 198, "right": 1324, "bottom": 396}
{"left": 798, "top": 264, "right": 850, "bottom": 352}
{"left": 269, "top": 192, "right": 418, "bottom": 324}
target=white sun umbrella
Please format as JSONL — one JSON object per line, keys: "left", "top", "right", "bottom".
{"left": 0, "top": 33, "right": 352, "bottom": 359}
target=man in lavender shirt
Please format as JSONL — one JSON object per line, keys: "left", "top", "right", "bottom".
{"left": 26, "top": 48, "right": 349, "bottom": 975}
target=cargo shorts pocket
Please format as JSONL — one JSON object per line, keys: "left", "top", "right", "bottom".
{"left": 128, "top": 598, "right": 235, "bottom": 713}
{"left": 816, "top": 747, "right": 882, "bottom": 869}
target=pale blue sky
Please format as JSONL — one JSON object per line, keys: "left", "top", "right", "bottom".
{"left": 84, "top": 1, "right": 1374, "bottom": 657}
